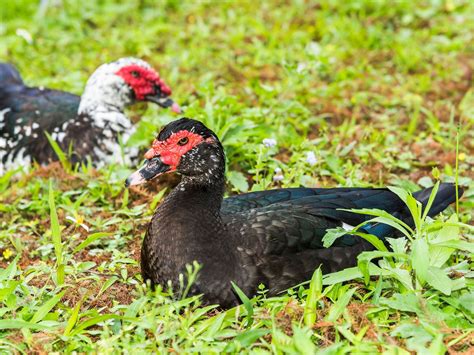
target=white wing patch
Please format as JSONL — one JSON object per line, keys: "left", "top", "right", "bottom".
{"left": 342, "top": 222, "right": 355, "bottom": 231}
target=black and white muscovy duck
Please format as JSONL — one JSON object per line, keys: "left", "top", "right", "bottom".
{"left": 0, "top": 58, "right": 181, "bottom": 173}
{"left": 126, "top": 118, "right": 462, "bottom": 308}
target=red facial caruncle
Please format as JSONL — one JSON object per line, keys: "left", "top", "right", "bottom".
{"left": 115, "top": 64, "right": 172, "bottom": 100}
{"left": 144, "top": 130, "right": 212, "bottom": 169}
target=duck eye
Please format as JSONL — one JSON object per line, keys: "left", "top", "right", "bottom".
{"left": 177, "top": 137, "right": 189, "bottom": 146}
{"left": 131, "top": 70, "right": 140, "bottom": 78}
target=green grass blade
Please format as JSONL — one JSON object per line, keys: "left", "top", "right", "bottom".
{"left": 231, "top": 329, "right": 269, "bottom": 348}
{"left": 325, "top": 287, "right": 357, "bottom": 323}
{"left": 352, "top": 231, "right": 389, "bottom": 252}
{"left": 31, "top": 290, "right": 66, "bottom": 323}
{"left": 303, "top": 268, "right": 322, "bottom": 327}
{"left": 231, "top": 281, "right": 254, "bottom": 328}
{"left": 63, "top": 297, "right": 83, "bottom": 336}
{"left": 48, "top": 179, "right": 64, "bottom": 287}
{"left": 44, "top": 131, "right": 72, "bottom": 173}
{"left": 0, "top": 320, "right": 51, "bottom": 331}
{"left": 421, "top": 181, "right": 440, "bottom": 221}
{"left": 72, "top": 232, "right": 114, "bottom": 254}
{"left": 70, "top": 314, "right": 122, "bottom": 337}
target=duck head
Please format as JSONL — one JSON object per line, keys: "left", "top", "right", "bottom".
{"left": 78, "top": 57, "right": 181, "bottom": 115}
{"left": 126, "top": 118, "right": 225, "bottom": 187}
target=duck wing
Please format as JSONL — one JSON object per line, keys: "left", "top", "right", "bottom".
{"left": 222, "top": 187, "right": 384, "bottom": 214}
{"left": 223, "top": 184, "right": 460, "bottom": 295}
{"left": 1, "top": 69, "right": 80, "bottom": 165}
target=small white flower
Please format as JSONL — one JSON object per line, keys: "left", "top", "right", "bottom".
{"left": 66, "top": 215, "right": 90, "bottom": 232}
{"left": 273, "top": 167, "right": 283, "bottom": 182}
{"left": 296, "top": 63, "right": 307, "bottom": 73}
{"left": 16, "top": 28, "right": 33, "bottom": 44}
{"left": 262, "top": 138, "right": 277, "bottom": 148}
{"left": 306, "top": 41, "right": 321, "bottom": 56}
{"left": 306, "top": 151, "right": 317, "bottom": 166}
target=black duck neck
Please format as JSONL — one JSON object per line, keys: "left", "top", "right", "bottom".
{"left": 145, "top": 150, "right": 244, "bottom": 297}
{"left": 163, "top": 141, "right": 227, "bottom": 213}
{"left": 166, "top": 174, "right": 226, "bottom": 212}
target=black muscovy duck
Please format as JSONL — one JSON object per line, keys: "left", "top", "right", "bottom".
{"left": 126, "top": 118, "right": 462, "bottom": 308}
{"left": 0, "top": 58, "right": 181, "bottom": 173}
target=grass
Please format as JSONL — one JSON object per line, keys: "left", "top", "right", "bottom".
{"left": 1, "top": 0, "right": 473, "bottom": 353}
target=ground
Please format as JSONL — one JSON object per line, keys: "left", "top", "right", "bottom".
{"left": 0, "top": 0, "right": 473, "bottom": 353}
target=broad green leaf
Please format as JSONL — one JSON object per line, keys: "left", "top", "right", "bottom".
{"left": 386, "top": 267, "right": 414, "bottom": 291}
{"left": 411, "top": 239, "right": 429, "bottom": 284}
{"left": 429, "top": 216, "right": 459, "bottom": 267}
{"left": 381, "top": 293, "right": 421, "bottom": 313}
{"left": 0, "top": 280, "right": 20, "bottom": 302}
{"left": 432, "top": 240, "right": 474, "bottom": 253}
{"left": 293, "top": 326, "right": 317, "bottom": 354}
{"left": 357, "top": 251, "right": 406, "bottom": 284}
{"left": 323, "top": 263, "right": 391, "bottom": 285}
{"left": 391, "top": 323, "right": 432, "bottom": 351}
{"left": 322, "top": 227, "right": 348, "bottom": 248}
{"left": 430, "top": 214, "right": 459, "bottom": 244}
{"left": 458, "top": 292, "right": 474, "bottom": 315}
{"left": 425, "top": 266, "right": 452, "bottom": 295}
{"left": 323, "top": 266, "right": 362, "bottom": 285}
{"left": 387, "top": 237, "right": 407, "bottom": 255}
{"left": 429, "top": 245, "right": 455, "bottom": 268}
{"left": 428, "top": 334, "right": 446, "bottom": 354}
{"left": 227, "top": 170, "right": 249, "bottom": 192}
{"left": 451, "top": 277, "right": 467, "bottom": 292}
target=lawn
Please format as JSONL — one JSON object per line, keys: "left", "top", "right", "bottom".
{"left": 0, "top": 0, "right": 473, "bottom": 353}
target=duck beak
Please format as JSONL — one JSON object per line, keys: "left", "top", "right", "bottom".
{"left": 145, "top": 94, "right": 181, "bottom": 113}
{"left": 125, "top": 157, "right": 171, "bottom": 187}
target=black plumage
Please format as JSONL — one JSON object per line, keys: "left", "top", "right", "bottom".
{"left": 127, "top": 118, "right": 462, "bottom": 308}
{"left": 0, "top": 59, "right": 178, "bottom": 171}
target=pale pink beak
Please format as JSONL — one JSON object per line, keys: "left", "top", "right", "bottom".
{"left": 171, "top": 102, "right": 181, "bottom": 114}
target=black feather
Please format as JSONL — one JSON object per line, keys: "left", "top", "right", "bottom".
{"left": 138, "top": 118, "right": 463, "bottom": 308}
